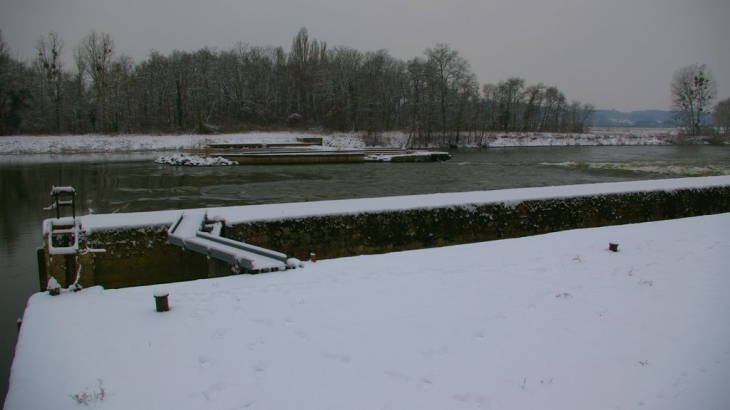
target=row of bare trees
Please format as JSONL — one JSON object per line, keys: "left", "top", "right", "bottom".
{"left": 0, "top": 28, "right": 596, "bottom": 144}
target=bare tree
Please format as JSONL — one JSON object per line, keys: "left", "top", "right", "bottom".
{"left": 671, "top": 64, "right": 718, "bottom": 136}
{"left": 714, "top": 98, "right": 730, "bottom": 137}
{"left": 34, "top": 32, "right": 65, "bottom": 132}
{"left": 109, "top": 54, "right": 135, "bottom": 132}
{"left": 540, "top": 86, "right": 566, "bottom": 131}
{"left": 323, "top": 46, "right": 363, "bottom": 131}
{"left": 480, "top": 83, "right": 499, "bottom": 134}
{"left": 425, "top": 44, "right": 472, "bottom": 143}
{"left": 0, "top": 29, "right": 14, "bottom": 133}
{"left": 406, "top": 57, "right": 429, "bottom": 146}
{"left": 289, "top": 27, "right": 327, "bottom": 125}
{"left": 0, "top": 30, "right": 33, "bottom": 135}
{"left": 453, "top": 72, "right": 478, "bottom": 145}
{"left": 565, "top": 100, "right": 595, "bottom": 132}
{"left": 496, "top": 77, "right": 525, "bottom": 131}
{"left": 79, "top": 30, "right": 116, "bottom": 132}
{"left": 522, "top": 83, "right": 544, "bottom": 131}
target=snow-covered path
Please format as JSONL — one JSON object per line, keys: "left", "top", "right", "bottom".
{"left": 6, "top": 213, "right": 729, "bottom": 410}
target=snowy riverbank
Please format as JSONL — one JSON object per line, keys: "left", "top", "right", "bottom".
{"left": 0, "top": 129, "right": 681, "bottom": 155}
{"left": 6, "top": 212, "right": 729, "bottom": 410}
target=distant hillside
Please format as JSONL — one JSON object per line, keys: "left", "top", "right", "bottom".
{"left": 593, "top": 110, "right": 675, "bottom": 128}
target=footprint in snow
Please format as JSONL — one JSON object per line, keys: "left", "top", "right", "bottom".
{"left": 245, "top": 338, "right": 266, "bottom": 351}
{"left": 384, "top": 370, "right": 413, "bottom": 382}
{"left": 418, "top": 376, "right": 434, "bottom": 392}
{"left": 202, "top": 381, "right": 226, "bottom": 400}
{"left": 250, "top": 317, "right": 274, "bottom": 326}
{"left": 210, "top": 329, "right": 226, "bottom": 340}
{"left": 293, "top": 329, "right": 310, "bottom": 341}
{"left": 321, "top": 351, "right": 351, "bottom": 363}
{"left": 453, "top": 392, "right": 490, "bottom": 407}
{"left": 198, "top": 355, "right": 211, "bottom": 369}
{"left": 421, "top": 346, "right": 449, "bottom": 360}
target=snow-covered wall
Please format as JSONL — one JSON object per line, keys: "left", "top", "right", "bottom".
{"left": 86, "top": 226, "right": 209, "bottom": 289}
{"left": 41, "top": 180, "right": 730, "bottom": 290}
{"left": 228, "top": 186, "right": 730, "bottom": 261}
{"left": 41, "top": 225, "right": 209, "bottom": 290}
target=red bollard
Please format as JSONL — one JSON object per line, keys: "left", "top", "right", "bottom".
{"left": 154, "top": 289, "right": 170, "bottom": 312}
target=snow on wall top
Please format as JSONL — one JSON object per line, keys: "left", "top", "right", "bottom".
{"left": 67, "top": 176, "right": 730, "bottom": 234}
{"left": 50, "top": 186, "right": 76, "bottom": 195}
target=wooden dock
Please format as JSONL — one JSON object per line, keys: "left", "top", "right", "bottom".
{"left": 207, "top": 137, "right": 324, "bottom": 150}
{"left": 208, "top": 142, "right": 322, "bottom": 149}
{"left": 211, "top": 147, "right": 451, "bottom": 165}
{"left": 214, "top": 150, "right": 365, "bottom": 164}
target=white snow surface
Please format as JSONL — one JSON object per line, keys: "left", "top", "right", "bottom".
{"left": 475, "top": 131, "right": 673, "bottom": 147}
{"left": 152, "top": 289, "right": 169, "bottom": 298}
{"left": 72, "top": 176, "right": 730, "bottom": 234}
{"left": 45, "top": 277, "right": 60, "bottom": 291}
{"left": 364, "top": 151, "right": 436, "bottom": 162}
{"left": 0, "top": 133, "right": 358, "bottom": 155}
{"left": 0, "top": 129, "right": 678, "bottom": 155}
{"left": 6, "top": 213, "right": 730, "bottom": 410}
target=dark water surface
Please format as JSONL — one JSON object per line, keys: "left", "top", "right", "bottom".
{"left": 2, "top": 145, "right": 729, "bottom": 401}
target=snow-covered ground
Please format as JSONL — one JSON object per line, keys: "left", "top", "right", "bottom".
{"left": 0, "top": 129, "right": 680, "bottom": 155}
{"left": 0, "top": 133, "right": 327, "bottom": 155}
{"left": 6, "top": 212, "right": 729, "bottom": 410}
{"left": 476, "top": 131, "right": 672, "bottom": 147}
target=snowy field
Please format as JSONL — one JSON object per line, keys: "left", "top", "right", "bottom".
{"left": 0, "top": 129, "right": 679, "bottom": 155}
{"left": 6, "top": 213, "right": 730, "bottom": 410}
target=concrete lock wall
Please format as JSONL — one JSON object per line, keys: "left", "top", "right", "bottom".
{"left": 85, "top": 226, "right": 209, "bottom": 289}
{"left": 43, "top": 226, "right": 208, "bottom": 290}
{"left": 42, "top": 186, "right": 730, "bottom": 290}
{"left": 227, "top": 186, "right": 730, "bottom": 260}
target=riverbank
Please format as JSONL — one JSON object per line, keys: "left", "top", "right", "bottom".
{"left": 7, "top": 212, "right": 729, "bottom": 409}
{"left": 0, "top": 128, "right": 683, "bottom": 155}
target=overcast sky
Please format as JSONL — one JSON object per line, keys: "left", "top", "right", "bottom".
{"left": 1, "top": 0, "right": 728, "bottom": 112}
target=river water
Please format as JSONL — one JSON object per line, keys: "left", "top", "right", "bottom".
{"left": 1, "top": 145, "right": 729, "bottom": 401}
